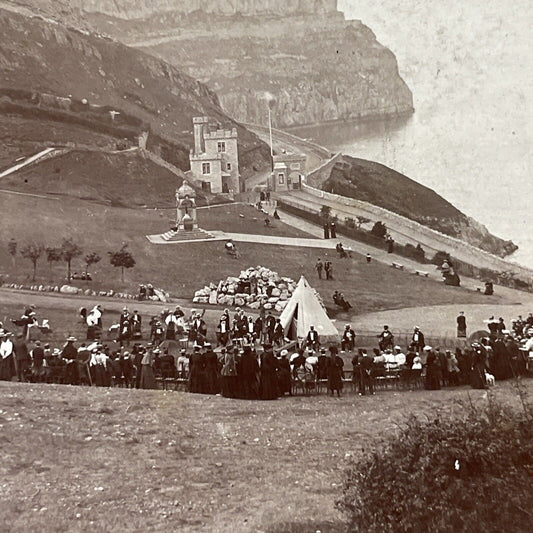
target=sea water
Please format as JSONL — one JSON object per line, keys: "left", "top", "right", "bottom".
{"left": 293, "top": 0, "right": 532, "bottom": 267}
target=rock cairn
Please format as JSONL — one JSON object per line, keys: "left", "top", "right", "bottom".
{"left": 193, "top": 266, "right": 296, "bottom": 313}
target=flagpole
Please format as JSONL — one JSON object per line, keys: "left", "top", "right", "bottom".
{"left": 268, "top": 106, "right": 274, "bottom": 172}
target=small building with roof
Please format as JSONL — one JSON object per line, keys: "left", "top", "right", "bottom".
{"left": 270, "top": 151, "right": 306, "bottom": 192}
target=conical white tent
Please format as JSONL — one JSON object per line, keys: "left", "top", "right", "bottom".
{"left": 279, "top": 276, "right": 339, "bottom": 344}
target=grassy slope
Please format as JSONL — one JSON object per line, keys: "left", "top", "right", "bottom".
{"left": 324, "top": 156, "right": 516, "bottom": 256}
{"left": 0, "top": 7, "right": 270, "bottom": 176}
{"left": 1, "top": 380, "right": 531, "bottom": 533}
{"left": 0, "top": 194, "right": 499, "bottom": 317}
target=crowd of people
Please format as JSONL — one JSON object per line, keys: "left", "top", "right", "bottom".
{"left": 1, "top": 305, "right": 532, "bottom": 398}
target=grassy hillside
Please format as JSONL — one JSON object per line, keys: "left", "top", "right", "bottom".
{"left": 0, "top": 193, "right": 499, "bottom": 316}
{"left": 0, "top": 6, "right": 270, "bottom": 177}
{"left": 324, "top": 156, "right": 518, "bottom": 257}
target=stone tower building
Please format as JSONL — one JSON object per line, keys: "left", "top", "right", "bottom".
{"left": 189, "top": 117, "right": 240, "bottom": 194}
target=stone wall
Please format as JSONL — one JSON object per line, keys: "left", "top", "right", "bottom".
{"left": 300, "top": 184, "right": 533, "bottom": 281}
{"left": 305, "top": 152, "right": 344, "bottom": 189}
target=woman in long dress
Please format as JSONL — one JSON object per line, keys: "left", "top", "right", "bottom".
{"left": 220, "top": 348, "right": 237, "bottom": 398}
{"left": 260, "top": 348, "right": 279, "bottom": 400}
{"left": 327, "top": 345, "right": 344, "bottom": 396}
{"left": 140, "top": 347, "right": 158, "bottom": 389}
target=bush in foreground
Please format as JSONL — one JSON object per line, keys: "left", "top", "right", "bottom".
{"left": 337, "top": 396, "right": 533, "bottom": 532}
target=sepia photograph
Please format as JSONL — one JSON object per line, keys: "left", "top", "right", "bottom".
{"left": 0, "top": 1, "right": 532, "bottom": 531}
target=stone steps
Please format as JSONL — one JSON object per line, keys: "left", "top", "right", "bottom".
{"left": 163, "top": 229, "right": 215, "bottom": 242}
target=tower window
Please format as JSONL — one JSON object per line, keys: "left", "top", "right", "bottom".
{"left": 202, "top": 162, "right": 211, "bottom": 175}
{"left": 217, "top": 141, "right": 226, "bottom": 152}
{"left": 278, "top": 173, "right": 285, "bottom": 184}
{"left": 227, "top": 162, "right": 232, "bottom": 171}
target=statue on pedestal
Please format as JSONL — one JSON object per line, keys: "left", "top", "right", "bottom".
{"left": 175, "top": 181, "right": 198, "bottom": 232}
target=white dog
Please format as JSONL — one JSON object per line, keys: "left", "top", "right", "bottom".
{"left": 485, "top": 372, "right": 495, "bottom": 386}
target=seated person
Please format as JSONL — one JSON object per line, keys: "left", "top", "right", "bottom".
{"left": 225, "top": 240, "right": 239, "bottom": 257}
{"left": 336, "top": 242, "right": 347, "bottom": 258}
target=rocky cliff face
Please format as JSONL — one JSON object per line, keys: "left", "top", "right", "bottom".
{"left": 73, "top": 2, "right": 414, "bottom": 128}
{"left": 80, "top": 0, "right": 338, "bottom": 18}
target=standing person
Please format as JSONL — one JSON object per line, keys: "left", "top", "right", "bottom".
{"left": 119, "top": 315, "right": 132, "bottom": 348}
{"left": 277, "top": 350, "right": 292, "bottom": 396}
{"left": 188, "top": 345, "right": 203, "bottom": 393}
{"left": 359, "top": 349, "right": 374, "bottom": 396}
{"left": 425, "top": 349, "right": 442, "bottom": 390}
{"left": 330, "top": 221, "right": 337, "bottom": 238}
{"left": 411, "top": 326, "right": 425, "bottom": 352}
{"left": 204, "top": 343, "right": 219, "bottom": 394}
{"left": 0, "top": 332, "right": 14, "bottom": 381}
{"left": 305, "top": 325, "right": 320, "bottom": 351}
{"left": 165, "top": 310, "right": 178, "bottom": 340}
{"left": 240, "top": 345, "right": 259, "bottom": 399}
{"left": 131, "top": 310, "right": 142, "bottom": 340}
{"left": 324, "top": 260, "right": 333, "bottom": 280}
{"left": 456, "top": 311, "right": 467, "bottom": 338}
{"left": 327, "top": 345, "right": 344, "bottom": 396}
{"left": 190, "top": 313, "right": 207, "bottom": 346}
{"left": 61, "top": 336, "right": 79, "bottom": 385}
{"left": 13, "top": 333, "right": 31, "bottom": 382}
{"left": 260, "top": 347, "right": 279, "bottom": 400}
{"left": 265, "top": 312, "right": 276, "bottom": 344}
{"left": 273, "top": 318, "right": 284, "bottom": 346}
{"left": 140, "top": 347, "right": 158, "bottom": 389}
{"left": 366, "top": 253, "right": 372, "bottom": 263}
{"left": 31, "top": 340, "right": 45, "bottom": 382}
{"left": 220, "top": 347, "right": 237, "bottom": 398}
{"left": 323, "top": 223, "right": 330, "bottom": 239}
{"left": 218, "top": 309, "right": 231, "bottom": 346}
{"left": 315, "top": 258, "right": 324, "bottom": 280}
{"left": 471, "top": 343, "right": 488, "bottom": 389}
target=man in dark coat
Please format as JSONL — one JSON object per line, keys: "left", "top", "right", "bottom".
{"left": 265, "top": 313, "right": 276, "bottom": 344}
{"left": 456, "top": 311, "right": 467, "bottom": 338}
{"left": 378, "top": 325, "right": 394, "bottom": 351}
{"left": 358, "top": 349, "right": 374, "bottom": 396}
{"left": 240, "top": 346, "right": 259, "bottom": 399}
{"left": 327, "top": 345, "right": 343, "bottom": 396}
{"left": 277, "top": 350, "right": 292, "bottom": 396}
{"left": 31, "top": 340, "right": 45, "bottom": 382}
{"left": 131, "top": 310, "right": 142, "bottom": 340}
{"left": 13, "top": 333, "right": 31, "bottom": 382}
{"left": 273, "top": 319, "right": 284, "bottom": 346}
{"left": 61, "top": 336, "right": 79, "bottom": 385}
{"left": 425, "top": 350, "right": 442, "bottom": 390}
{"left": 204, "top": 343, "right": 219, "bottom": 394}
{"left": 188, "top": 346, "right": 203, "bottom": 393}
{"left": 315, "top": 258, "right": 324, "bottom": 280}
{"left": 305, "top": 326, "right": 320, "bottom": 351}
{"left": 260, "top": 348, "right": 279, "bottom": 400}
{"left": 190, "top": 313, "right": 207, "bottom": 345}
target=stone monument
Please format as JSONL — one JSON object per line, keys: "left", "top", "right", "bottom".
{"left": 175, "top": 181, "right": 198, "bottom": 232}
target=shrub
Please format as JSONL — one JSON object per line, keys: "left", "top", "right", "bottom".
{"left": 370, "top": 221, "right": 387, "bottom": 238}
{"left": 336, "top": 397, "right": 533, "bottom": 533}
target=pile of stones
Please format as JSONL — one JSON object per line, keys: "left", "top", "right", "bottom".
{"left": 193, "top": 266, "right": 296, "bottom": 312}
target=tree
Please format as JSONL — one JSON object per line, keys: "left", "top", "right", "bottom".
{"left": 84, "top": 252, "right": 101, "bottom": 273}
{"left": 370, "top": 221, "right": 387, "bottom": 238}
{"left": 355, "top": 215, "right": 371, "bottom": 229}
{"left": 319, "top": 205, "right": 332, "bottom": 222}
{"left": 45, "top": 246, "right": 62, "bottom": 275}
{"left": 8, "top": 238, "right": 17, "bottom": 267}
{"left": 60, "top": 238, "right": 83, "bottom": 281}
{"left": 20, "top": 243, "right": 44, "bottom": 282}
{"left": 108, "top": 244, "right": 135, "bottom": 282}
